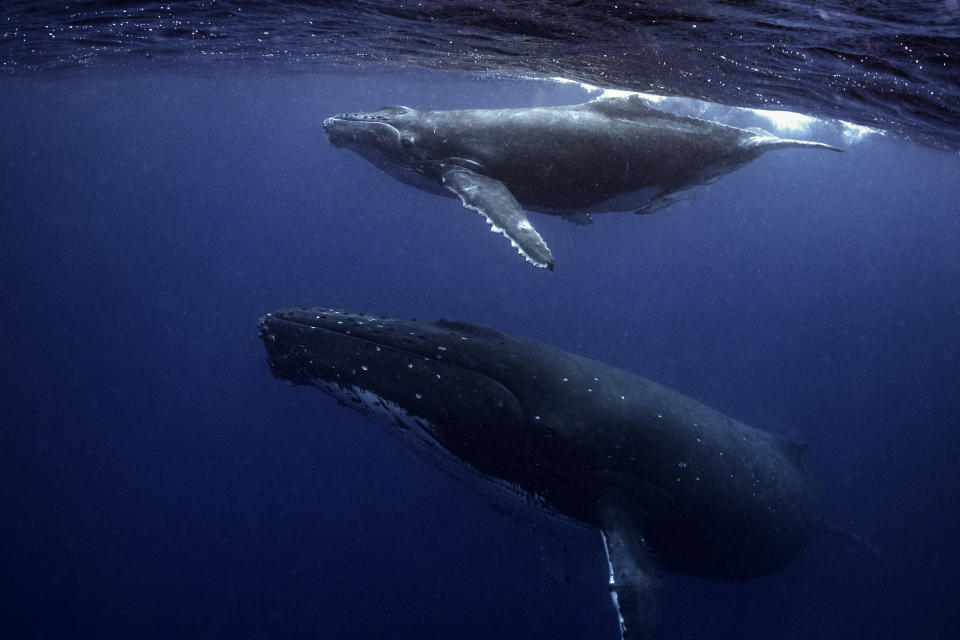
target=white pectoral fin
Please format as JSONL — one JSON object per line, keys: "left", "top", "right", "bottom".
{"left": 441, "top": 167, "right": 554, "bottom": 270}
{"left": 598, "top": 492, "right": 661, "bottom": 640}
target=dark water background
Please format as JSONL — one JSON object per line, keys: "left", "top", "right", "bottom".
{"left": 2, "top": 3, "right": 960, "bottom": 640}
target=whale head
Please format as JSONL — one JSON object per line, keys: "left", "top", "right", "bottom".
{"left": 323, "top": 106, "right": 428, "bottom": 175}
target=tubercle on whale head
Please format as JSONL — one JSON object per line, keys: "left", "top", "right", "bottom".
{"left": 324, "top": 105, "right": 415, "bottom": 125}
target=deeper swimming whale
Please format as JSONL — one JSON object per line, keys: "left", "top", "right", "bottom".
{"left": 259, "top": 307, "right": 841, "bottom": 639}
{"left": 323, "top": 94, "right": 843, "bottom": 269}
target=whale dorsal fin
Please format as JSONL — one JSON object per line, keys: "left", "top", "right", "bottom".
{"left": 775, "top": 437, "right": 808, "bottom": 466}
{"left": 441, "top": 166, "right": 555, "bottom": 270}
{"left": 581, "top": 94, "right": 655, "bottom": 120}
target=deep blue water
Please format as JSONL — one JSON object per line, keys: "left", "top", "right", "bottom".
{"left": 2, "top": 69, "right": 959, "bottom": 639}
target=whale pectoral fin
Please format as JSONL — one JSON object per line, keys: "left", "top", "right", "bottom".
{"left": 441, "top": 167, "right": 555, "bottom": 270}
{"left": 598, "top": 492, "right": 661, "bottom": 640}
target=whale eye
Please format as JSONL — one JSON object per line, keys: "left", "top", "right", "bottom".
{"left": 400, "top": 135, "right": 414, "bottom": 149}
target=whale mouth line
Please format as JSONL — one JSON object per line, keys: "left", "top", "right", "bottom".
{"left": 325, "top": 113, "right": 397, "bottom": 125}
{"left": 322, "top": 118, "right": 402, "bottom": 150}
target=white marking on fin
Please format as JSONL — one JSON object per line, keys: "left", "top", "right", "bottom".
{"left": 460, "top": 201, "right": 551, "bottom": 269}
{"left": 601, "top": 531, "right": 627, "bottom": 640}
